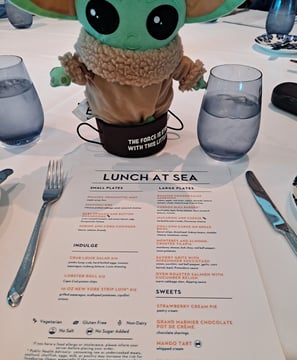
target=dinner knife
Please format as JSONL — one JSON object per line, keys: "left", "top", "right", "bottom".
{"left": 0, "top": 168, "right": 13, "bottom": 185}
{"left": 246, "top": 170, "right": 297, "bottom": 257}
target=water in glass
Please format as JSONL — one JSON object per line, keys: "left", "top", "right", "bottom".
{"left": 0, "top": 55, "right": 44, "bottom": 147}
{"left": 198, "top": 91, "right": 261, "bottom": 161}
{"left": 197, "top": 64, "right": 262, "bottom": 162}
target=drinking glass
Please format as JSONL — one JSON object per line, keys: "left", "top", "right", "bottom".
{"left": 0, "top": 55, "right": 44, "bottom": 147}
{"left": 265, "top": 0, "right": 296, "bottom": 35}
{"left": 5, "top": 0, "right": 32, "bottom": 29}
{"left": 197, "top": 64, "right": 262, "bottom": 161}
{"left": 0, "top": 0, "right": 7, "bottom": 18}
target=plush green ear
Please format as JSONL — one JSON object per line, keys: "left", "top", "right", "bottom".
{"left": 8, "top": 0, "right": 77, "bottom": 20}
{"left": 186, "top": 0, "right": 245, "bottom": 23}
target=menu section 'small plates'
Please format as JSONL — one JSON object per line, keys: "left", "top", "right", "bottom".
{"left": 255, "top": 33, "right": 297, "bottom": 54}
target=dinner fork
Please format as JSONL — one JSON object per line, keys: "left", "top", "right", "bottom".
{"left": 7, "top": 160, "right": 64, "bottom": 307}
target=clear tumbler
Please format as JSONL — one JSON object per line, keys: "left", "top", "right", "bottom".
{"left": 0, "top": 55, "right": 44, "bottom": 147}
{"left": 197, "top": 64, "right": 262, "bottom": 162}
{"left": 5, "top": 0, "right": 32, "bottom": 29}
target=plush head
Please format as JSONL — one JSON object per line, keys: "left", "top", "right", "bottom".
{"left": 9, "top": 0, "right": 244, "bottom": 50}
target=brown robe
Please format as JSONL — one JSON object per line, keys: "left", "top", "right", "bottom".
{"left": 60, "top": 28, "right": 206, "bottom": 125}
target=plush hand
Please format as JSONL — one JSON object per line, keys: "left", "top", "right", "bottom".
{"left": 194, "top": 77, "right": 208, "bottom": 90}
{"left": 58, "top": 52, "right": 90, "bottom": 86}
{"left": 50, "top": 66, "right": 71, "bottom": 87}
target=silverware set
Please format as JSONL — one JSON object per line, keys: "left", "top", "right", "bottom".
{"left": 3, "top": 161, "right": 296, "bottom": 307}
{"left": 7, "top": 160, "right": 64, "bottom": 307}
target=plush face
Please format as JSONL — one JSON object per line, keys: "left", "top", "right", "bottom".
{"left": 9, "top": 0, "right": 246, "bottom": 50}
{"left": 75, "top": 0, "right": 186, "bottom": 51}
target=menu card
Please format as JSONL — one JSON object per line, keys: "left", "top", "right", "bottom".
{"left": 0, "top": 144, "right": 284, "bottom": 359}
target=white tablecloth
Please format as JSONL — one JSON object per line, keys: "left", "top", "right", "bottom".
{"left": 0, "top": 10, "right": 297, "bottom": 359}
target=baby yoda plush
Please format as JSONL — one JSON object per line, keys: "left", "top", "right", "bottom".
{"left": 9, "top": 0, "right": 244, "bottom": 157}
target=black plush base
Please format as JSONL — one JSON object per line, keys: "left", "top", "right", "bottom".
{"left": 96, "top": 113, "right": 168, "bottom": 158}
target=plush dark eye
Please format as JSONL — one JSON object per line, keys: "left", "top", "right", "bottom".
{"left": 86, "top": 0, "right": 119, "bottom": 35}
{"left": 147, "top": 5, "right": 178, "bottom": 40}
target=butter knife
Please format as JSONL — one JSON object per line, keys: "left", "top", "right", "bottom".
{"left": 0, "top": 169, "right": 13, "bottom": 185}
{"left": 246, "top": 170, "right": 297, "bottom": 257}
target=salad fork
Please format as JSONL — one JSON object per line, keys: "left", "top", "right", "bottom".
{"left": 7, "top": 160, "right": 64, "bottom": 307}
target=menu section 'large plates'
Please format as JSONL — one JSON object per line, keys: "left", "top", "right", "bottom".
{"left": 255, "top": 33, "right": 297, "bottom": 54}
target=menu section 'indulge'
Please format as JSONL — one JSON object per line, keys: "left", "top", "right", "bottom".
{"left": 0, "top": 146, "right": 285, "bottom": 359}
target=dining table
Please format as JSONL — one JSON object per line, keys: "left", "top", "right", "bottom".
{"left": 0, "top": 9, "right": 297, "bottom": 360}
